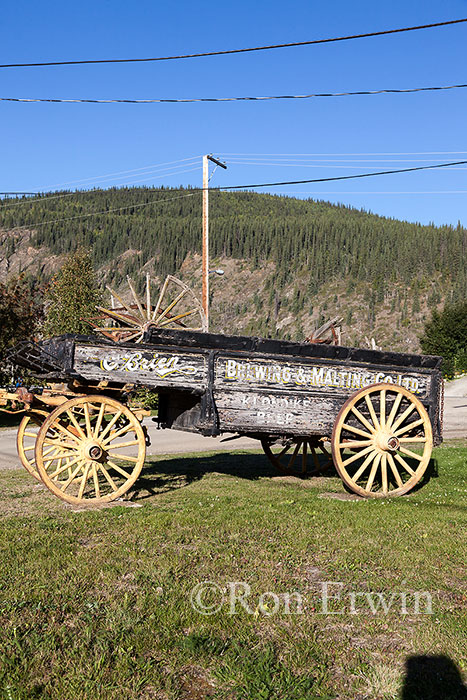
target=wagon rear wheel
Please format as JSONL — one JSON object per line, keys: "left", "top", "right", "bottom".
{"left": 35, "top": 396, "right": 146, "bottom": 505}
{"left": 261, "top": 438, "right": 333, "bottom": 477}
{"left": 331, "top": 383, "right": 433, "bottom": 498}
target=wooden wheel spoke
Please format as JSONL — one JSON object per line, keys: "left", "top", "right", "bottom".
{"left": 352, "top": 450, "right": 376, "bottom": 482}
{"left": 387, "top": 453, "right": 403, "bottom": 487}
{"left": 152, "top": 277, "right": 170, "bottom": 321}
{"left": 106, "top": 453, "right": 139, "bottom": 463}
{"left": 78, "top": 464, "right": 91, "bottom": 499}
{"left": 379, "top": 389, "right": 386, "bottom": 429}
{"left": 60, "top": 462, "right": 85, "bottom": 492}
{"left": 23, "top": 431, "right": 40, "bottom": 438}
{"left": 349, "top": 407, "right": 375, "bottom": 434}
{"left": 50, "top": 456, "right": 82, "bottom": 479}
{"left": 99, "top": 411, "right": 123, "bottom": 441}
{"left": 391, "top": 404, "right": 416, "bottom": 433}
{"left": 365, "top": 453, "right": 382, "bottom": 492}
{"left": 53, "top": 422, "right": 82, "bottom": 443}
{"left": 107, "top": 461, "right": 132, "bottom": 479}
{"left": 154, "top": 288, "right": 188, "bottom": 325}
{"left": 381, "top": 453, "right": 388, "bottom": 494}
{"left": 341, "top": 423, "right": 372, "bottom": 438}
{"left": 109, "top": 439, "right": 140, "bottom": 449}
{"left": 386, "top": 392, "right": 403, "bottom": 429}
{"left": 103, "top": 423, "right": 132, "bottom": 444}
{"left": 364, "top": 394, "right": 380, "bottom": 430}
{"left": 127, "top": 276, "right": 146, "bottom": 322}
{"left": 93, "top": 402, "right": 106, "bottom": 438}
{"left": 287, "top": 442, "right": 301, "bottom": 469}
{"left": 98, "top": 463, "right": 119, "bottom": 491}
{"left": 394, "top": 417, "right": 425, "bottom": 437}
{"left": 158, "top": 309, "right": 197, "bottom": 327}
{"left": 83, "top": 403, "right": 92, "bottom": 438}
{"left": 338, "top": 440, "right": 373, "bottom": 448}
{"left": 301, "top": 441, "right": 307, "bottom": 473}
{"left": 398, "top": 445, "right": 424, "bottom": 461}
{"left": 145, "top": 273, "right": 151, "bottom": 321}
{"left": 23, "top": 445, "right": 36, "bottom": 452}
{"left": 66, "top": 409, "right": 86, "bottom": 439}
{"left": 394, "top": 453, "right": 416, "bottom": 476}
{"left": 342, "top": 444, "right": 374, "bottom": 467}
{"left": 92, "top": 463, "right": 101, "bottom": 499}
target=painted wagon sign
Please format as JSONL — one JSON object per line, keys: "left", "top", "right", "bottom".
{"left": 213, "top": 354, "right": 434, "bottom": 434}
{"left": 74, "top": 344, "right": 207, "bottom": 390}
{"left": 216, "top": 356, "right": 430, "bottom": 396}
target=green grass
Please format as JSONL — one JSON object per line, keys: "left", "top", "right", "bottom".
{"left": 0, "top": 444, "right": 466, "bottom": 699}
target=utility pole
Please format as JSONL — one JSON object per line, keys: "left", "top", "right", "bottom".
{"left": 202, "top": 154, "right": 227, "bottom": 331}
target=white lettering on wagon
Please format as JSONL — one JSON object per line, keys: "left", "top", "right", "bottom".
{"left": 223, "top": 359, "right": 425, "bottom": 395}
{"left": 100, "top": 352, "right": 198, "bottom": 378}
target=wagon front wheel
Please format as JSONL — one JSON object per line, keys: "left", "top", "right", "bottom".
{"left": 261, "top": 438, "right": 332, "bottom": 477}
{"left": 331, "top": 384, "right": 433, "bottom": 498}
{"left": 35, "top": 396, "right": 146, "bottom": 504}
{"left": 17, "top": 410, "right": 50, "bottom": 481}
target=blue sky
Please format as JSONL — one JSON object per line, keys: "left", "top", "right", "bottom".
{"left": 2, "top": 0, "right": 467, "bottom": 226}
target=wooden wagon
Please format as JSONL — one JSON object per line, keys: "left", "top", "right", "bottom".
{"left": 1, "top": 328, "right": 443, "bottom": 504}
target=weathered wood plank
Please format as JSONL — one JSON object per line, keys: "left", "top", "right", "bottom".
{"left": 74, "top": 344, "right": 207, "bottom": 390}
{"left": 215, "top": 389, "right": 339, "bottom": 434}
{"left": 214, "top": 355, "right": 432, "bottom": 399}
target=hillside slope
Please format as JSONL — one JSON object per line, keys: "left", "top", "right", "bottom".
{"left": 0, "top": 186, "right": 465, "bottom": 352}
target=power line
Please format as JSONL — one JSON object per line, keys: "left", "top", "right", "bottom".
{"left": 1, "top": 18, "right": 466, "bottom": 69}
{"left": 0, "top": 192, "right": 38, "bottom": 195}
{"left": 4, "top": 160, "right": 466, "bottom": 229}
{"left": 219, "top": 151, "right": 467, "bottom": 155}
{"left": 8, "top": 191, "right": 202, "bottom": 230}
{"left": 212, "top": 160, "right": 467, "bottom": 190}
{"left": 2, "top": 82, "right": 467, "bottom": 104}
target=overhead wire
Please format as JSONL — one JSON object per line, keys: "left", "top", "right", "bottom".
{"left": 1, "top": 18, "right": 466, "bottom": 68}
{"left": 2, "top": 82, "right": 467, "bottom": 104}
{"left": 3, "top": 159, "right": 467, "bottom": 230}
{"left": 8, "top": 191, "right": 202, "bottom": 231}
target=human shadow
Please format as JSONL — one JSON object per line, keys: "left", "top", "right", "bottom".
{"left": 401, "top": 655, "right": 467, "bottom": 700}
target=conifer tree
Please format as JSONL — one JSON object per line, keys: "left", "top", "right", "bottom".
{"left": 43, "top": 250, "right": 102, "bottom": 337}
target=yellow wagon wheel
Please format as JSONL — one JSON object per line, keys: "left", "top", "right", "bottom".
{"left": 331, "top": 383, "right": 433, "bottom": 498}
{"left": 35, "top": 396, "right": 146, "bottom": 505}
{"left": 17, "top": 410, "right": 50, "bottom": 481}
{"left": 261, "top": 438, "right": 333, "bottom": 477}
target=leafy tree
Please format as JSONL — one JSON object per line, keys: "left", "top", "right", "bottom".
{"left": 43, "top": 249, "right": 102, "bottom": 337}
{"left": 0, "top": 275, "right": 43, "bottom": 381}
{"left": 420, "top": 301, "right": 467, "bottom": 377}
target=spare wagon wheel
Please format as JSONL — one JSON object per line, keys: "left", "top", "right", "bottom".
{"left": 331, "top": 383, "right": 433, "bottom": 498}
{"left": 35, "top": 396, "right": 146, "bottom": 505}
{"left": 87, "top": 273, "right": 207, "bottom": 343}
{"left": 261, "top": 437, "right": 333, "bottom": 477}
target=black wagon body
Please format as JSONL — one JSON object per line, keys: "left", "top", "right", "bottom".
{"left": 29, "top": 328, "right": 442, "bottom": 444}
{"left": 6, "top": 329, "right": 443, "bottom": 502}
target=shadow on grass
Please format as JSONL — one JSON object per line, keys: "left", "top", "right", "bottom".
{"left": 401, "top": 655, "right": 467, "bottom": 700}
{"left": 131, "top": 450, "right": 337, "bottom": 500}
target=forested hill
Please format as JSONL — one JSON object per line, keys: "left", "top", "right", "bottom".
{"left": 0, "top": 186, "right": 466, "bottom": 352}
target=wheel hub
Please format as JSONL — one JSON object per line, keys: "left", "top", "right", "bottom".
{"left": 375, "top": 431, "right": 400, "bottom": 453}
{"left": 82, "top": 441, "right": 104, "bottom": 461}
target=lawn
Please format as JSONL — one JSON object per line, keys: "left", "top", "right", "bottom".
{"left": 0, "top": 443, "right": 466, "bottom": 699}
